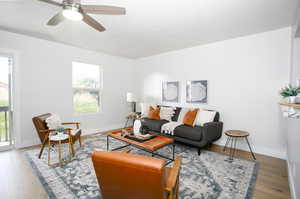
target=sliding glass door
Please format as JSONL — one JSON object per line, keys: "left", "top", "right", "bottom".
{"left": 0, "top": 55, "right": 13, "bottom": 150}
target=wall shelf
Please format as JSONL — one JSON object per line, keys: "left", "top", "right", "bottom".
{"left": 279, "top": 103, "right": 300, "bottom": 108}
{"left": 279, "top": 103, "right": 300, "bottom": 118}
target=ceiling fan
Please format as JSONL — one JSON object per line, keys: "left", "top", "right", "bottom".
{"left": 38, "top": 0, "right": 126, "bottom": 32}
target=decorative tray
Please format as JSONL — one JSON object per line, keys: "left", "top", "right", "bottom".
{"left": 124, "top": 134, "right": 156, "bottom": 143}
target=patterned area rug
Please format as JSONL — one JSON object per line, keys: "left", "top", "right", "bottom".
{"left": 24, "top": 133, "right": 259, "bottom": 199}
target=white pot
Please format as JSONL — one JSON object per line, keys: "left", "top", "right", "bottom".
{"left": 289, "top": 96, "right": 296, "bottom": 104}
{"left": 295, "top": 94, "right": 300, "bottom": 104}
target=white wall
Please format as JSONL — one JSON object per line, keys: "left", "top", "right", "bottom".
{"left": 135, "top": 28, "right": 291, "bottom": 159}
{"left": 0, "top": 27, "right": 293, "bottom": 160}
{"left": 0, "top": 30, "right": 136, "bottom": 148}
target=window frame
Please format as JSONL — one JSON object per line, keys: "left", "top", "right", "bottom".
{"left": 72, "top": 61, "right": 103, "bottom": 115}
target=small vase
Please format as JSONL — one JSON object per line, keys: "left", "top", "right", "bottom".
{"left": 133, "top": 119, "right": 142, "bottom": 135}
{"left": 289, "top": 96, "right": 296, "bottom": 104}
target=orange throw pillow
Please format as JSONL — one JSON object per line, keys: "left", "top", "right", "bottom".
{"left": 148, "top": 106, "right": 160, "bottom": 120}
{"left": 183, "top": 109, "right": 199, "bottom": 126}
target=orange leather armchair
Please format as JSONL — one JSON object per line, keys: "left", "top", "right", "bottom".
{"left": 92, "top": 150, "right": 182, "bottom": 199}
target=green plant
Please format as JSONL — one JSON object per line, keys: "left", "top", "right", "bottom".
{"left": 280, "top": 84, "right": 300, "bottom": 98}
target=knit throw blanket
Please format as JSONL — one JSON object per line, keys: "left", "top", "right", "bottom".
{"left": 161, "top": 122, "right": 182, "bottom": 135}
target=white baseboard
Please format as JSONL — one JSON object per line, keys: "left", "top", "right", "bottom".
{"left": 81, "top": 123, "right": 124, "bottom": 136}
{"left": 251, "top": 145, "right": 287, "bottom": 160}
{"left": 16, "top": 123, "right": 124, "bottom": 149}
{"left": 16, "top": 139, "right": 40, "bottom": 149}
{"left": 216, "top": 139, "right": 287, "bottom": 160}
{"left": 287, "top": 161, "right": 297, "bottom": 199}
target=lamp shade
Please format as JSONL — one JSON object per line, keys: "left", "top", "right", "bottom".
{"left": 126, "top": 92, "right": 136, "bottom": 102}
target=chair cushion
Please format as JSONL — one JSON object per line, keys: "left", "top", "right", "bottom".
{"left": 71, "top": 129, "right": 81, "bottom": 136}
{"left": 45, "top": 114, "right": 61, "bottom": 129}
{"left": 141, "top": 118, "right": 169, "bottom": 132}
{"left": 71, "top": 129, "right": 81, "bottom": 142}
{"left": 174, "top": 125, "right": 203, "bottom": 141}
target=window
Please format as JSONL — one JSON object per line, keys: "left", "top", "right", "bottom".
{"left": 72, "top": 62, "right": 102, "bottom": 114}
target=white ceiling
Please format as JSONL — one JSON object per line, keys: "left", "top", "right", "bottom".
{"left": 0, "top": 0, "right": 298, "bottom": 58}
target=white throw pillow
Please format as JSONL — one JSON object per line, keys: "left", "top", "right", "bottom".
{"left": 159, "top": 107, "right": 175, "bottom": 121}
{"left": 195, "top": 110, "right": 216, "bottom": 126}
{"left": 177, "top": 108, "right": 190, "bottom": 123}
{"left": 140, "top": 103, "right": 156, "bottom": 117}
{"left": 45, "top": 114, "right": 61, "bottom": 129}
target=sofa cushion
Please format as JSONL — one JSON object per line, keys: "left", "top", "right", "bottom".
{"left": 158, "top": 105, "right": 181, "bottom": 122}
{"left": 195, "top": 110, "right": 216, "bottom": 126}
{"left": 172, "top": 107, "right": 182, "bottom": 121}
{"left": 141, "top": 103, "right": 157, "bottom": 117}
{"left": 174, "top": 125, "right": 203, "bottom": 141}
{"left": 141, "top": 118, "right": 169, "bottom": 132}
{"left": 183, "top": 109, "right": 199, "bottom": 126}
{"left": 159, "top": 107, "right": 175, "bottom": 121}
{"left": 148, "top": 106, "right": 161, "bottom": 120}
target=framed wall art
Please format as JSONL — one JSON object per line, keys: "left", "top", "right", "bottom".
{"left": 186, "top": 80, "right": 207, "bottom": 103}
{"left": 162, "top": 81, "right": 180, "bottom": 103}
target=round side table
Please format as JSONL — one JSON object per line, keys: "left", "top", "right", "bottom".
{"left": 223, "top": 130, "right": 256, "bottom": 160}
{"left": 48, "top": 133, "right": 72, "bottom": 166}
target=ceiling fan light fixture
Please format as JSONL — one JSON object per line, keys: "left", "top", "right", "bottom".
{"left": 62, "top": 6, "right": 83, "bottom": 21}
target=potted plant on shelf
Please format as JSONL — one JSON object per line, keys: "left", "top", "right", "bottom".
{"left": 280, "top": 84, "right": 300, "bottom": 104}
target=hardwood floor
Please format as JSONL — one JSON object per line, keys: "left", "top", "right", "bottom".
{"left": 0, "top": 149, "right": 48, "bottom": 199}
{"left": 0, "top": 141, "right": 291, "bottom": 199}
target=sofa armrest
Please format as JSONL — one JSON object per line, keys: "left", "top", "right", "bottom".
{"left": 202, "top": 122, "right": 223, "bottom": 143}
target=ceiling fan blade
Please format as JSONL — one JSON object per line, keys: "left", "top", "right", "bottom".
{"left": 38, "top": 0, "right": 63, "bottom": 7}
{"left": 82, "top": 13, "right": 106, "bottom": 32}
{"left": 47, "top": 11, "right": 65, "bottom": 26}
{"left": 81, "top": 5, "right": 126, "bottom": 15}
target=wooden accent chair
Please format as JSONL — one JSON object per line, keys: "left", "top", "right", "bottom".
{"left": 32, "top": 113, "right": 82, "bottom": 159}
{"left": 92, "top": 150, "right": 182, "bottom": 199}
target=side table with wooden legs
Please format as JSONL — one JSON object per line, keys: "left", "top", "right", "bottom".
{"left": 223, "top": 130, "right": 256, "bottom": 160}
{"left": 48, "top": 133, "right": 73, "bottom": 166}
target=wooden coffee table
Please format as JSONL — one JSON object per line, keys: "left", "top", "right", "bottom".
{"left": 106, "top": 128, "right": 175, "bottom": 165}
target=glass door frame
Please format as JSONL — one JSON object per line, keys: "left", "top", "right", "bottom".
{"left": 0, "top": 53, "right": 14, "bottom": 151}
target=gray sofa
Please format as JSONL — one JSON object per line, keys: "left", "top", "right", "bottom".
{"left": 141, "top": 107, "right": 223, "bottom": 155}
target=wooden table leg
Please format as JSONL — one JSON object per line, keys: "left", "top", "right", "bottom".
{"left": 58, "top": 140, "right": 62, "bottom": 167}
{"left": 69, "top": 137, "right": 72, "bottom": 161}
{"left": 48, "top": 139, "right": 51, "bottom": 166}
{"left": 79, "top": 137, "right": 82, "bottom": 147}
